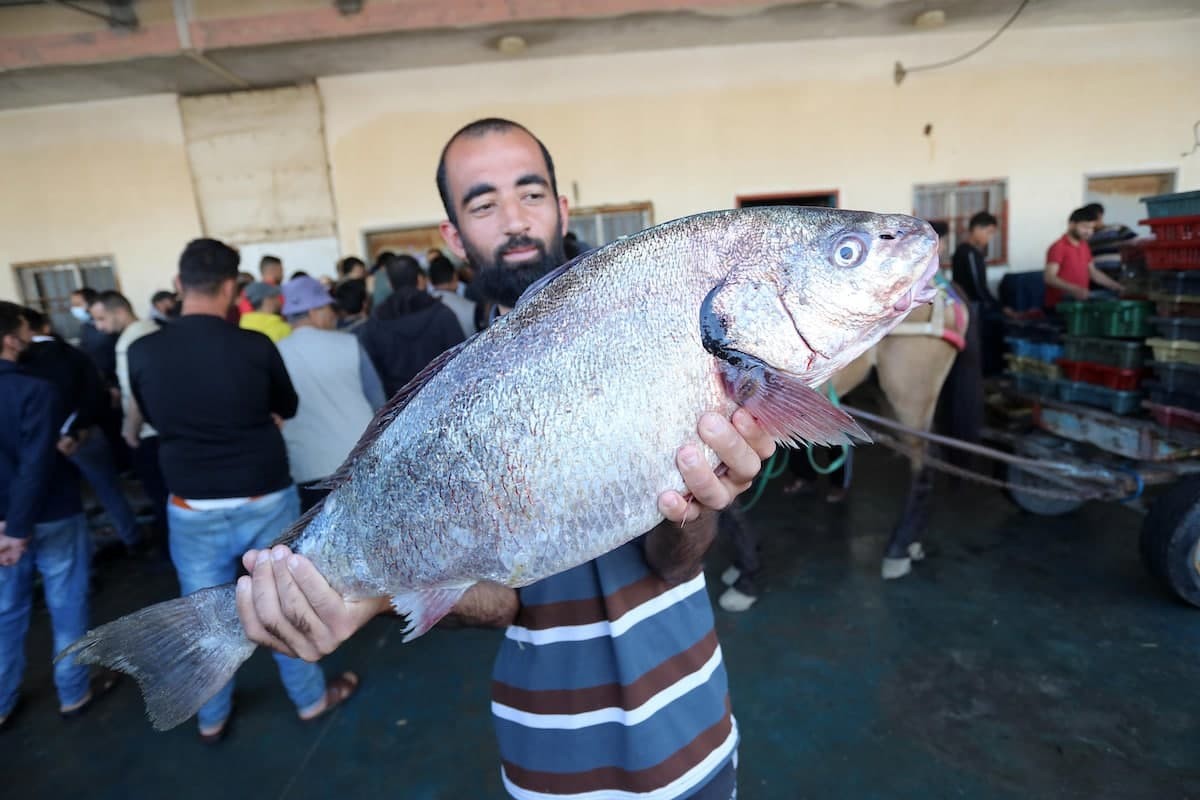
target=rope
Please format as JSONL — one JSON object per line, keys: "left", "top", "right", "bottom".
{"left": 739, "top": 448, "right": 790, "bottom": 512}
{"left": 806, "top": 384, "right": 849, "bottom": 475}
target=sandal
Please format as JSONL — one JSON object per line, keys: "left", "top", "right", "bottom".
{"left": 300, "top": 671, "right": 359, "bottom": 723}
{"left": 60, "top": 669, "right": 121, "bottom": 720}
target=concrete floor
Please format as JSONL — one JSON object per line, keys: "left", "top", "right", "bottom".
{"left": 7, "top": 446, "right": 1200, "bottom": 799}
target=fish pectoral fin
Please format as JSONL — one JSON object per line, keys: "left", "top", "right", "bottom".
{"left": 392, "top": 585, "right": 473, "bottom": 643}
{"left": 719, "top": 358, "right": 869, "bottom": 448}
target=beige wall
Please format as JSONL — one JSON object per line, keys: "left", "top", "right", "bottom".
{"left": 0, "top": 94, "right": 202, "bottom": 314}
{"left": 320, "top": 18, "right": 1200, "bottom": 276}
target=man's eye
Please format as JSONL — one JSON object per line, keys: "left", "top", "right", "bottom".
{"left": 522, "top": 192, "right": 545, "bottom": 202}
{"left": 470, "top": 202, "right": 495, "bottom": 214}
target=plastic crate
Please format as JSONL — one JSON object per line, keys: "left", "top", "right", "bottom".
{"left": 1013, "top": 372, "right": 1056, "bottom": 400}
{"left": 1144, "top": 381, "right": 1200, "bottom": 413}
{"left": 1005, "top": 354, "right": 1061, "bottom": 380}
{"left": 1061, "top": 336, "right": 1148, "bottom": 369}
{"left": 1150, "top": 293, "right": 1200, "bottom": 318}
{"left": 1056, "top": 359, "right": 1147, "bottom": 391}
{"left": 1147, "top": 337, "right": 1200, "bottom": 365}
{"left": 1055, "top": 381, "right": 1142, "bottom": 415}
{"left": 1144, "top": 401, "right": 1200, "bottom": 433}
{"left": 1098, "top": 300, "right": 1154, "bottom": 337}
{"left": 1141, "top": 190, "right": 1200, "bottom": 219}
{"left": 1139, "top": 214, "right": 1200, "bottom": 242}
{"left": 1149, "top": 361, "right": 1200, "bottom": 393}
{"left": 1150, "top": 271, "right": 1200, "bottom": 295}
{"left": 1005, "top": 337, "right": 1038, "bottom": 358}
{"left": 1144, "top": 241, "right": 1200, "bottom": 271}
{"left": 1151, "top": 316, "right": 1200, "bottom": 342}
{"left": 1056, "top": 302, "right": 1103, "bottom": 336}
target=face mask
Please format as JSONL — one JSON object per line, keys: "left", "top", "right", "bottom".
{"left": 70, "top": 306, "right": 90, "bottom": 322}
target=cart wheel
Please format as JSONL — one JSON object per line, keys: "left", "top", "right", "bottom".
{"left": 1139, "top": 476, "right": 1200, "bottom": 607}
{"left": 1005, "top": 462, "right": 1085, "bottom": 516}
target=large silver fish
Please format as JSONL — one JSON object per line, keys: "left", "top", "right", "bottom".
{"left": 61, "top": 206, "right": 940, "bottom": 730}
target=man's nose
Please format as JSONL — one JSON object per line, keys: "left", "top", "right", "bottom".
{"left": 499, "top": 196, "right": 530, "bottom": 236}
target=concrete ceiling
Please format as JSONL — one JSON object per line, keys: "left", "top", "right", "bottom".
{"left": 0, "top": 0, "right": 1197, "bottom": 111}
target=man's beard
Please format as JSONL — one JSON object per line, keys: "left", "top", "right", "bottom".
{"left": 466, "top": 228, "right": 567, "bottom": 309}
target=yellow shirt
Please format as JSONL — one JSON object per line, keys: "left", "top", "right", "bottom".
{"left": 239, "top": 311, "right": 292, "bottom": 343}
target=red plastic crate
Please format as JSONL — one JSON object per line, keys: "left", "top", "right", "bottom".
{"left": 1056, "top": 358, "right": 1148, "bottom": 390}
{"left": 1144, "top": 401, "right": 1200, "bottom": 433}
{"left": 1139, "top": 214, "right": 1200, "bottom": 242}
{"left": 1144, "top": 241, "right": 1200, "bottom": 270}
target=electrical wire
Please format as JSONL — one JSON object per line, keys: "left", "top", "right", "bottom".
{"left": 895, "top": 0, "right": 1031, "bottom": 85}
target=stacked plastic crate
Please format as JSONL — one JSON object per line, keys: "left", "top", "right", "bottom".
{"left": 1140, "top": 190, "right": 1200, "bottom": 432}
{"left": 1003, "top": 323, "right": 1063, "bottom": 401}
{"left": 1053, "top": 298, "right": 1153, "bottom": 414}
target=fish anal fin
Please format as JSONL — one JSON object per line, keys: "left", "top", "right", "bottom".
{"left": 718, "top": 357, "right": 869, "bottom": 448}
{"left": 392, "top": 585, "right": 472, "bottom": 643}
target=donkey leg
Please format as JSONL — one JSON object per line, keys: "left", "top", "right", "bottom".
{"left": 718, "top": 504, "right": 761, "bottom": 612}
{"left": 881, "top": 464, "right": 936, "bottom": 579}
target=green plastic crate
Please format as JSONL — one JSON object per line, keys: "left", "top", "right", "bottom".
{"left": 1061, "top": 336, "right": 1149, "bottom": 369}
{"left": 1057, "top": 302, "right": 1103, "bottom": 336}
{"left": 1097, "top": 300, "right": 1154, "bottom": 338}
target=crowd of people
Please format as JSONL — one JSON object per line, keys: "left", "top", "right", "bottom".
{"left": 1, "top": 118, "right": 771, "bottom": 800}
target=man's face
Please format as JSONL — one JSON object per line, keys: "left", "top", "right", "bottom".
{"left": 263, "top": 263, "right": 283, "bottom": 286}
{"left": 347, "top": 264, "right": 366, "bottom": 281}
{"left": 69, "top": 294, "right": 87, "bottom": 311}
{"left": 154, "top": 297, "right": 177, "bottom": 317}
{"left": 972, "top": 224, "right": 997, "bottom": 247}
{"left": 439, "top": 129, "right": 569, "bottom": 308}
{"left": 1069, "top": 221, "right": 1096, "bottom": 241}
{"left": 89, "top": 302, "right": 114, "bottom": 334}
{"left": 3, "top": 318, "right": 32, "bottom": 358}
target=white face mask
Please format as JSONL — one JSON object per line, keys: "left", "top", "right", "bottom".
{"left": 70, "top": 306, "right": 90, "bottom": 322}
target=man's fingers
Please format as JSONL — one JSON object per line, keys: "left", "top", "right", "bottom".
{"left": 235, "top": 576, "right": 297, "bottom": 658}
{"left": 658, "top": 490, "right": 700, "bottom": 525}
{"left": 698, "top": 413, "right": 761, "bottom": 488}
{"left": 241, "top": 550, "right": 259, "bottom": 573}
{"left": 284, "top": 553, "right": 347, "bottom": 629}
{"left": 269, "top": 547, "right": 334, "bottom": 656}
{"left": 250, "top": 554, "right": 320, "bottom": 662}
{"left": 676, "top": 445, "right": 730, "bottom": 511}
{"left": 732, "top": 408, "right": 776, "bottom": 462}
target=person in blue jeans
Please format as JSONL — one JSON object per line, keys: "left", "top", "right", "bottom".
{"left": 128, "top": 238, "right": 357, "bottom": 743}
{"left": 0, "top": 302, "right": 119, "bottom": 729}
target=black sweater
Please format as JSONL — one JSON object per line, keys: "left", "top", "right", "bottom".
{"left": 128, "top": 314, "right": 298, "bottom": 499}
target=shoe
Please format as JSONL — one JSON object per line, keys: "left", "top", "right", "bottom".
{"left": 299, "top": 671, "right": 359, "bottom": 724}
{"left": 60, "top": 669, "right": 121, "bottom": 720}
{"left": 718, "top": 586, "right": 758, "bottom": 613}
{"left": 720, "top": 566, "right": 741, "bottom": 587}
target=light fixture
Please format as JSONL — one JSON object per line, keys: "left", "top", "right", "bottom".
{"left": 913, "top": 9, "right": 946, "bottom": 29}
{"left": 496, "top": 35, "right": 528, "bottom": 56}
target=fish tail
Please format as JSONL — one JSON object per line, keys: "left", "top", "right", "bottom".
{"left": 57, "top": 584, "right": 255, "bottom": 731}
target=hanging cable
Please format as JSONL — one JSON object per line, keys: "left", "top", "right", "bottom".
{"left": 894, "top": 0, "right": 1031, "bottom": 85}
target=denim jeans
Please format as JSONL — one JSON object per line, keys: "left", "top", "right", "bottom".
{"left": 0, "top": 514, "right": 92, "bottom": 716}
{"left": 167, "top": 485, "right": 326, "bottom": 729}
{"left": 71, "top": 426, "right": 139, "bottom": 547}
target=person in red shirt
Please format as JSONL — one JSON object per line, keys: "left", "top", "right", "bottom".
{"left": 1043, "top": 207, "right": 1123, "bottom": 307}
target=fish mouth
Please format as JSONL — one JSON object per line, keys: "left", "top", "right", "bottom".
{"left": 893, "top": 250, "right": 941, "bottom": 313}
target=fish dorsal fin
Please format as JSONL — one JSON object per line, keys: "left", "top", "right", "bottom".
{"left": 273, "top": 337, "right": 472, "bottom": 547}
{"left": 513, "top": 249, "right": 592, "bottom": 310}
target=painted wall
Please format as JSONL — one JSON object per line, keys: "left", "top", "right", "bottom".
{"left": 320, "top": 18, "right": 1200, "bottom": 278}
{"left": 0, "top": 93, "right": 203, "bottom": 315}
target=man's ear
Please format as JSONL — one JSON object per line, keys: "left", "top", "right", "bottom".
{"left": 440, "top": 220, "right": 468, "bottom": 262}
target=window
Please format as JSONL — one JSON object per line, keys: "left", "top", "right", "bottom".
{"left": 913, "top": 179, "right": 1008, "bottom": 266}
{"left": 567, "top": 203, "right": 654, "bottom": 248}
{"left": 14, "top": 255, "right": 119, "bottom": 340}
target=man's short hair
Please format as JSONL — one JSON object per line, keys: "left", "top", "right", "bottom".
{"left": 435, "top": 118, "right": 558, "bottom": 226}
{"left": 94, "top": 290, "right": 133, "bottom": 315}
{"left": 72, "top": 287, "right": 98, "bottom": 306}
{"left": 0, "top": 301, "right": 25, "bottom": 339}
{"left": 339, "top": 256, "right": 366, "bottom": 277}
{"left": 386, "top": 254, "right": 424, "bottom": 290}
{"left": 929, "top": 220, "right": 950, "bottom": 238}
{"left": 180, "top": 238, "right": 240, "bottom": 295}
{"left": 968, "top": 211, "right": 998, "bottom": 230}
{"left": 151, "top": 290, "right": 176, "bottom": 305}
{"left": 333, "top": 279, "right": 367, "bottom": 315}
{"left": 428, "top": 256, "right": 457, "bottom": 286}
{"left": 1082, "top": 202, "right": 1104, "bottom": 217}
{"left": 259, "top": 254, "right": 282, "bottom": 275}
{"left": 20, "top": 305, "right": 47, "bottom": 333}
{"left": 1070, "top": 207, "right": 1100, "bottom": 224}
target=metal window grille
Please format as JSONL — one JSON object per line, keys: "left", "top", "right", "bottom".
{"left": 567, "top": 204, "right": 654, "bottom": 248}
{"left": 13, "top": 255, "right": 119, "bottom": 339}
{"left": 913, "top": 179, "right": 1008, "bottom": 265}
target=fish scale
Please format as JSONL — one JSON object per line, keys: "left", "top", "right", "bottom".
{"left": 60, "top": 206, "right": 939, "bottom": 731}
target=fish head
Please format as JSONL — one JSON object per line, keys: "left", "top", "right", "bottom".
{"left": 702, "top": 207, "right": 940, "bottom": 387}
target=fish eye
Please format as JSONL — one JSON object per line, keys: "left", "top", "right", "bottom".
{"left": 832, "top": 235, "right": 868, "bottom": 268}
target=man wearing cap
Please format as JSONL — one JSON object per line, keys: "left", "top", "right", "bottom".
{"left": 128, "top": 239, "right": 357, "bottom": 743}
{"left": 277, "top": 277, "right": 387, "bottom": 513}
{"left": 239, "top": 282, "right": 291, "bottom": 343}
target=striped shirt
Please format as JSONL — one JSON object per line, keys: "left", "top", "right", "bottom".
{"left": 492, "top": 537, "right": 738, "bottom": 799}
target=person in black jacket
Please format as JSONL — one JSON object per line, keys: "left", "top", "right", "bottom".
{"left": 358, "top": 254, "right": 465, "bottom": 396}
{"left": 0, "top": 302, "right": 119, "bottom": 729}
{"left": 951, "top": 211, "right": 1010, "bottom": 376}
{"left": 20, "top": 309, "right": 143, "bottom": 553}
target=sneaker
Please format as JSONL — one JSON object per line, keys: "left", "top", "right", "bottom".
{"left": 718, "top": 586, "right": 758, "bottom": 613}
{"left": 720, "top": 566, "right": 741, "bottom": 587}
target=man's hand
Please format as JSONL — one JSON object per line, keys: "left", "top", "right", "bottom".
{"left": 657, "top": 408, "right": 775, "bottom": 525}
{"left": 56, "top": 435, "right": 79, "bottom": 458}
{"left": 270, "top": 413, "right": 285, "bottom": 431}
{"left": 1070, "top": 285, "right": 1090, "bottom": 301}
{"left": 235, "top": 546, "right": 390, "bottom": 662}
{"left": 0, "top": 532, "right": 29, "bottom": 568}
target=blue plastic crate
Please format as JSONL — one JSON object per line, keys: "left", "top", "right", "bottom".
{"left": 1056, "top": 380, "right": 1142, "bottom": 415}
{"left": 1005, "top": 337, "right": 1038, "bottom": 358}
{"left": 1141, "top": 190, "right": 1200, "bottom": 219}
{"left": 1033, "top": 342, "right": 1064, "bottom": 363}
